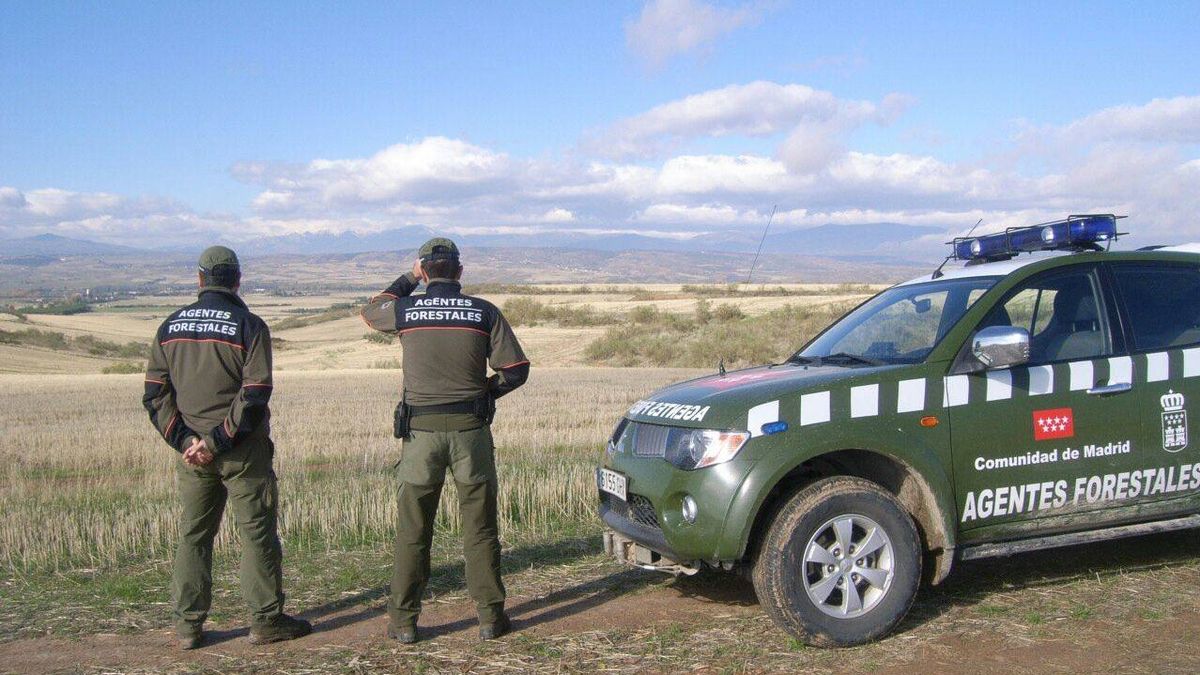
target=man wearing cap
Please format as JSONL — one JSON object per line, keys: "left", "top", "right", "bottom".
{"left": 361, "top": 238, "right": 530, "bottom": 643}
{"left": 143, "top": 246, "right": 311, "bottom": 649}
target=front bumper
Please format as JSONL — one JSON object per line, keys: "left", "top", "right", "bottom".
{"left": 597, "top": 450, "right": 753, "bottom": 563}
{"left": 599, "top": 493, "right": 683, "bottom": 561}
{"left": 600, "top": 505, "right": 700, "bottom": 575}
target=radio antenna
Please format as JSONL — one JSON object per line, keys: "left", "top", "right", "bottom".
{"left": 746, "top": 204, "right": 777, "bottom": 284}
{"left": 931, "top": 218, "right": 982, "bottom": 279}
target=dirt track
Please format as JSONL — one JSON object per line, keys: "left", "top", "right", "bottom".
{"left": 5, "top": 542, "right": 1200, "bottom": 675}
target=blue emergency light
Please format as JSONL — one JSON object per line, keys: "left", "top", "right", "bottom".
{"left": 951, "top": 214, "right": 1123, "bottom": 263}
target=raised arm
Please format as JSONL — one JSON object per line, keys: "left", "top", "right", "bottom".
{"left": 361, "top": 267, "right": 421, "bottom": 332}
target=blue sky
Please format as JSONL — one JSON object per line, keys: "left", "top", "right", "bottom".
{"left": 2, "top": 0, "right": 1199, "bottom": 247}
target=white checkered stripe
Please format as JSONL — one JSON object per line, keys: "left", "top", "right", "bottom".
{"left": 748, "top": 349, "right": 1199, "bottom": 429}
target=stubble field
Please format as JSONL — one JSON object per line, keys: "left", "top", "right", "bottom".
{"left": 0, "top": 367, "right": 701, "bottom": 572}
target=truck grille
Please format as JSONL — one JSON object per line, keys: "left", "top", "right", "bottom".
{"left": 601, "top": 491, "right": 660, "bottom": 529}
{"left": 624, "top": 422, "right": 670, "bottom": 458}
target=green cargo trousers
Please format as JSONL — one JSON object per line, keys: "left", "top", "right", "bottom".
{"left": 389, "top": 423, "right": 505, "bottom": 629}
{"left": 172, "top": 437, "right": 284, "bottom": 634}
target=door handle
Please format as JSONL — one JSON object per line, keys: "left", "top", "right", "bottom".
{"left": 1087, "top": 381, "right": 1131, "bottom": 396}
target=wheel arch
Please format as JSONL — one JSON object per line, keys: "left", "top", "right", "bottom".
{"left": 741, "top": 448, "right": 956, "bottom": 585}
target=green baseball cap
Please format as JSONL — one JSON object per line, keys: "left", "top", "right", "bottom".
{"left": 418, "top": 237, "right": 459, "bottom": 260}
{"left": 198, "top": 245, "right": 240, "bottom": 271}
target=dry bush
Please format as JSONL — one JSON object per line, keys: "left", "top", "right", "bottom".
{"left": 585, "top": 301, "right": 858, "bottom": 368}
{"left": 502, "top": 297, "right": 544, "bottom": 326}
{"left": 502, "top": 297, "right": 616, "bottom": 328}
{"left": 271, "top": 304, "right": 361, "bottom": 331}
{"left": 0, "top": 327, "right": 145, "bottom": 358}
{"left": 711, "top": 303, "right": 745, "bottom": 322}
{"left": 679, "top": 283, "right": 878, "bottom": 297}
{"left": 363, "top": 331, "right": 395, "bottom": 345}
{"left": 463, "top": 284, "right": 593, "bottom": 296}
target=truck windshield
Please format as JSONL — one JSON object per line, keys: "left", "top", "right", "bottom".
{"left": 794, "top": 277, "right": 1000, "bottom": 365}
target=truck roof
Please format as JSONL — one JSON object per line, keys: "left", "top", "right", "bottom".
{"left": 897, "top": 255, "right": 1056, "bottom": 287}
{"left": 897, "top": 243, "right": 1200, "bottom": 288}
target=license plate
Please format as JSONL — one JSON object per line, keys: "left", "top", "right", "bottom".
{"left": 597, "top": 467, "right": 628, "bottom": 502}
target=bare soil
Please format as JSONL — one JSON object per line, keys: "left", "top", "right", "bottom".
{"left": 5, "top": 538, "right": 1200, "bottom": 675}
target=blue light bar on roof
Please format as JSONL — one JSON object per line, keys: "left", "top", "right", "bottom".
{"left": 951, "top": 214, "right": 1121, "bottom": 262}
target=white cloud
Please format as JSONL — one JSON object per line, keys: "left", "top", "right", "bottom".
{"left": 590, "top": 81, "right": 904, "bottom": 161}
{"left": 7, "top": 88, "right": 1200, "bottom": 252}
{"left": 778, "top": 125, "right": 846, "bottom": 175}
{"left": 1061, "top": 95, "right": 1200, "bottom": 144}
{"left": 443, "top": 224, "right": 699, "bottom": 240}
{"left": 625, "top": 0, "right": 770, "bottom": 70}
{"left": 0, "top": 186, "right": 375, "bottom": 246}
{"left": 656, "top": 154, "right": 797, "bottom": 194}
{"left": 236, "top": 137, "right": 515, "bottom": 215}
{"left": 635, "top": 203, "right": 748, "bottom": 226}
{"left": 0, "top": 186, "right": 29, "bottom": 208}
{"left": 540, "top": 208, "right": 576, "bottom": 223}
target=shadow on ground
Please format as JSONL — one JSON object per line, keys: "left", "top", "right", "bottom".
{"left": 274, "top": 527, "right": 1200, "bottom": 642}
{"left": 293, "top": 535, "right": 664, "bottom": 637}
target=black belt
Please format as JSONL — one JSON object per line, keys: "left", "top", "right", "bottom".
{"left": 409, "top": 400, "right": 479, "bottom": 415}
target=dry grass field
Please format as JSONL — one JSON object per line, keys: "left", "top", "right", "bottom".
{"left": 0, "top": 283, "right": 878, "bottom": 373}
{"left": 0, "top": 368, "right": 700, "bottom": 571}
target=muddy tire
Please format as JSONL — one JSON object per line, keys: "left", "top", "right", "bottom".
{"left": 752, "top": 476, "right": 921, "bottom": 647}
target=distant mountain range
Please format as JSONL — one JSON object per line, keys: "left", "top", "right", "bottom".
{"left": 0, "top": 225, "right": 953, "bottom": 293}
{"left": 1, "top": 222, "right": 949, "bottom": 264}
{"left": 0, "top": 233, "right": 151, "bottom": 257}
{"left": 229, "top": 222, "right": 945, "bottom": 259}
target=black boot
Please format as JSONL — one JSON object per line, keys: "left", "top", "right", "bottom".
{"left": 249, "top": 614, "right": 313, "bottom": 645}
{"left": 387, "top": 623, "right": 419, "bottom": 644}
{"left": 479, "top": 614, "right": 511, "bottom": 640}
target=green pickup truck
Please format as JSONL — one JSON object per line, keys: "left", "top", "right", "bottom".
{"left": 598, "top": 215, "right": 1200, "bottom": 645}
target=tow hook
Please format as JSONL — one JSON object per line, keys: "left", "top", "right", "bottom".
{"left": 603, "top": 530, "right": 700, "bottom": 576}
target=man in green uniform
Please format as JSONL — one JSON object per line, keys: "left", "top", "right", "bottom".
{"left": 361, "top": 238, "right": 530, "bottom": 643}
{"left": 143, "top": 246, "right": 312, "bottom": 649}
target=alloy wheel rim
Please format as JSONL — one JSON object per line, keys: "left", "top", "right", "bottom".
{"left": 801, "top": 513, "right": 895, "bottom": 619}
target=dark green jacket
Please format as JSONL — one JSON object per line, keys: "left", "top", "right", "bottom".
{"left": 361, "top": 274, "right": 529, "bottom": 407}
{"left": 143, "top": 287, "right": 273, "bottom": 454}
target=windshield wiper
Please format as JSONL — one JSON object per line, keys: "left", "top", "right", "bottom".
{"left": 820, "top": 352, "right": 885, "bottom": 367}
{"left": 786, "top": 355, "right": 822, "bottom": 365}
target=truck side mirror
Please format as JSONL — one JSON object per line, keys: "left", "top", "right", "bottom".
{"left": 972, "top": 325, "right": 1030, "bottom": 370}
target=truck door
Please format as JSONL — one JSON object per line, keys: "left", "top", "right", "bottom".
{"left": 1106, "top": 260, "right": 1200, "bottom": 509}
{"left": 947, "top": 264, "right": 1144, "bottom": 533}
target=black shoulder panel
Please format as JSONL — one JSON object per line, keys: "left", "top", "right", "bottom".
{"left": 396, "top": 287, "right": 495, "bottom": 334}
{"left": 159, "top": 292, "right": 259, "bottom": 352}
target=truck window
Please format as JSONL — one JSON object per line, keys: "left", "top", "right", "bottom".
{"left": 980, "top": 268, "right": 1111, "bottom": 364}
{"left": 1111, "top": 262, "right": 1200, "bottom": 351}
{"left": 799, "top": 277, "right": 997, "bottom": 364}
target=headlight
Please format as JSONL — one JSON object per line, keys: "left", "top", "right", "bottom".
{"left": 665, "top": 428, "right": 751, "bottom": 470}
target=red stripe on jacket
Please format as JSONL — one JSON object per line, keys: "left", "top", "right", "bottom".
{"left": 398, "top": 326, "right": 489, "bottom": 337}
{"left": 161, "top": 338, "right": 247, "bottom": 351}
